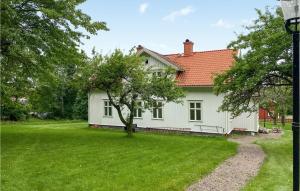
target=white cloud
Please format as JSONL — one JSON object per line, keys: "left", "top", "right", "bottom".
{"left": 163, "top": 6, "right": 195, "bottom": 22}
{"left": 211, "top": 19, "right": 235, "bottom": 29}
{"left": 139, "top": 3, "right": 149, "bottom": 14}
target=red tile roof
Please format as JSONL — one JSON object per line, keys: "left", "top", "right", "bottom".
{"left": 163, "top": 49, "right": 236, "bottom": 87}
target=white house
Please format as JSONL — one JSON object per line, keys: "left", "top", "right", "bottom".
{"left": 88, "top": 40, "right": 259, "bottom": 134}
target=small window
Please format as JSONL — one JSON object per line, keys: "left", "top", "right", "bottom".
{"left": 153, "top": 71, "right": 162, "bottom": 77}
{"left": 189, "top": 101, "right": 202, "bottom": 121}
{"left": 152, "top": 101, "right": 163, "bottom": 119}
{"left": 104, "top": 100, "right": 112, "bottom": 117}
{"left": 145, "top": 59, "right": 149, "bottom": 64}
{"left": 133, "top": 101, "right": 142, "bottom": 118}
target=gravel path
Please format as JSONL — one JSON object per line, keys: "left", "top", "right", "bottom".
{"left": 186, "top": 133, "right": 282, "bottom": 191}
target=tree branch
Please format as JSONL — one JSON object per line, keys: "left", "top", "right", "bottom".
{"left": 107, "top": 90, "right": 128, "bottom": 126}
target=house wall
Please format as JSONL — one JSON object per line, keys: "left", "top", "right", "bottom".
{"left": 230, "top": 112, "right": 259, "bottom": 133}
{"left": 88, "top": 88, "right": 259, "bottom": 134}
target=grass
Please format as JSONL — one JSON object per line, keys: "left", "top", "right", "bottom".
{"left": 1, "top": 120, "right": 237, "bottom": 191}
{"left": 243, "top": 130, "right": 293, "bottom": 191}
{"left": 259, "top": 121, "right": 292, "bottom": 131}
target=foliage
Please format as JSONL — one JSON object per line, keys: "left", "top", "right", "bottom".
{"left": 1, "top": 100, "right": 30, "bottom": 121}
{"left": 2, "top": 121, "right": 237, "bottom": 191}
{"left": 88, "top": 49, "right": 185, "bottom": 136}
{"left": 214, "top": 8, "right": 292, "bottom": 117}
{"left": 70, "top": 50, "right": 103, "bottom": 120}
{"left": 30, "top": 62, "right": 84, "bottom": 119}
{"left": 0, "top": 0, "right": 107, "bottom": 120}
{"left": 260, "top": 86, "right": 292, "bottom": 126}
{"left": 72, "top": 90, "right": 88, "bottom": 120}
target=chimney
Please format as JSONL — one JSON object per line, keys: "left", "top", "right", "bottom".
{"left": 183, "top": 39, "right": 194, "bottom": 56}
{"left": 137, "top": 45, "right": 143, "bottom": 52}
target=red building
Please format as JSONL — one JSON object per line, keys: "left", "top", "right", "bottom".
{"left": 259, "top": 108, "right": 273, "bottom": 120}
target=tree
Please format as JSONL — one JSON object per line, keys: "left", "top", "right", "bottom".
{"left": 0, "top": 0, "right": 108, "bottom": 120}
{"left": 260, "top": 86, "right": 292, "bottom": 127}
{"left": 88, "top": 49, "right": 185, "bottom": 137}
{"left": 213, "top": 8, "right": 292, "bottom": 117}
{"left": 72, "top": 89, "right": 88, "bottom": 120}
{"left": 30, "top": 62, "right": 82, "bottom": 119}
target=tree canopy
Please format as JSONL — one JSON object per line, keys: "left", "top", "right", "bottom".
{"left": 213, "top": 8, "right": 292, "bottom": 117}
{"left": 0, "top": 0, "right": 108, "bottom": 120}
{"left": 89, "top": 49, "right": 185, "bottom": 136}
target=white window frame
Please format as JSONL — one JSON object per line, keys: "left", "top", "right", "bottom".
{"left": 153, "top": 71, "right": 162, "bottom": 77}
{"left": 103, "top": 100, "right": 113, "bottom": 117}
{"left": 152, "top": 101, "right": 163, "bottom": 120}
{"left": 133, "top": 101, "right": 143, "bottom": 119}
{"left": 189, "top": 101, "right": 202, "bottom": 122}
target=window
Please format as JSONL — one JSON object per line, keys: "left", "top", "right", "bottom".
{"left": 104, "top": 100, "right": 112, "bottom": 117}
{"left": 153, "top": 71, "right": 162, "bottom": 77}
{"left": 152, "top": 101, "right": 163, "bottom": 119}
{"left": 133, "top": 101, "right": 142, "bottom": 118}
{"left": 189, "top": 101, "right": 202, "bottom": 121}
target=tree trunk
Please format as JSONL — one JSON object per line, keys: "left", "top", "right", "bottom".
{"left": 264, "top": 110, "right": 266, "bottom": 127}
{"left": 126, "top": 100, "right": 136, "bottom": 137}
{"left": 61, "top": 95, "right": 64, "bottom": 118}
{"left": 273, "top": 117, "right": 277, "bottom": 126}
{"left": 106, "top": 91, "right": 137, "bottom": 137}
{"left": 126, "top": 123, "right": 133, "bottom": 137}
{"left": 273, "top": 111, "right": 277, "bottom": 126}
{"left": 281, "top": 114, "right": 285, "bottom": 127}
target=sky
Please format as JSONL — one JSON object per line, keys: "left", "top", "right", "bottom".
{"left": 79, "top": 0, "right": 279, "bottom": 56}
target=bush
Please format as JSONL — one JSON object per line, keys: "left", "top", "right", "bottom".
{"left": 1, "top": 102, "right": 30, "bottom": 121}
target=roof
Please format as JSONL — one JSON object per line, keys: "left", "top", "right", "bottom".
{"left": 164, "top": 49, "right": 236, "bottom": 87}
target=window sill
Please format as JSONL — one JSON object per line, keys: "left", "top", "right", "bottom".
{"left": 134, "top": 117, "right": 143, "bottom": 120}
{"left": 189, "top": 120, "right": 203, "bottom": 123}
{"left": 103, "top": 116, "right": 113, "bottom": 118}
{"left": 152, "top": 118, "right": 164, "bottom": 120}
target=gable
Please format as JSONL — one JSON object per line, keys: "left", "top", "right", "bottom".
{"left": 137, "top": 48, "right": 183, "bottom": 71}
{"left": 140, "top": 52, "right": 167, "bottom": 71}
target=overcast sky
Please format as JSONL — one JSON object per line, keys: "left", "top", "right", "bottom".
{"left": 79, "top": 0, "right": 279, "bottom": 56}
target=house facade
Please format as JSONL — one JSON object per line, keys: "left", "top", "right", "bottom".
{"left": 88, "top": 40, "right": 259, "bottom": 134}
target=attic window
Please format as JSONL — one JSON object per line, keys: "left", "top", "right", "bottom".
{"left": 145, "top": 59, "right": 149, "bottom": 64}
{"left": 153, "top": 71, "right": 162, "bottom": 77}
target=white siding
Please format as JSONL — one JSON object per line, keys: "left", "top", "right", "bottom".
{"left": 230, "top": 111, "right": 259, "bottom": 133}
{"left": 145, "top": 56, "right": 166, "bottom": 71}
{"left": 88, "top": 92, "right": 102, "bottom": 125}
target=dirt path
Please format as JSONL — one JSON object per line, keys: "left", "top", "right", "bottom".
{"left": 186, "top": 133, "right": 282, "bottom": 191}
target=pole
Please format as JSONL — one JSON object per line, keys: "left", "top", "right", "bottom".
{"left": 292, "top": 32, "right": 300, "bottom": 191}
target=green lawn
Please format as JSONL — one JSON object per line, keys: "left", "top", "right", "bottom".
{"left": 243, "top": 130, "right": 293, "bottom": 191}
{"left": 259, "top": 121, "right": 292, "bottom": 131}
{"left": 1, "top": 120, "right": 237, "bottom": 191}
